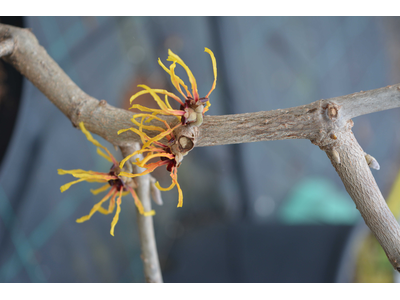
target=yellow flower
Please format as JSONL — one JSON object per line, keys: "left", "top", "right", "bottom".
{"left": 117, "top": 114, "right": 184, "bottom": 207}
{"left": 58, "top": 122, "right": 155, "bottom": 236}
{"left": 129, "top": 48, "right": 217, "bottom": 126}
{"left": 117, "top": 48, "right": 217, "bottom": 208}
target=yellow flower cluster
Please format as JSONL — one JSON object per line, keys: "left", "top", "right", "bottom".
{"left": 129, "top": 48, "right": 217, "bottom": 125}
{"left": 58, "top": 48, "right": 217, "bottom": 236}
{"left": 58, "top": 122, "right": 154, "bottom": 236}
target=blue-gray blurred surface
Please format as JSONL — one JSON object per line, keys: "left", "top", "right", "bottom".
{"left": 1, "top": 16, "right": 400, "bottom": 282}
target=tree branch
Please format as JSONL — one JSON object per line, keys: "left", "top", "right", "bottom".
{"left": 333, "top": 84, "right": 400, "bottom": 121}
{"left": 2, "top": 23, "right": 399, "bottom": 146}
{"left": 2, "top": 22, "right": 400, "bottom": 272}
{"left": 120, "top": 144, "right": 163, "bottom": 283}
{"left": 322, "top": 121, "right": 400, "bottom": 271}
{"left": 198, "top": 84, "right": 400, "bottom": 147}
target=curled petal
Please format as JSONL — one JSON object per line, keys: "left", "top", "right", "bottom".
{"left": 142, "top": 123, "right": 181, "bottom": 150}
{"left": 129, "top": 104, "right": 185, "bottom": 117}
{"left": 129, "top": 104, "right": 168, "bottom": 115}
{"left": 85, "top": 178, "right": 114, "bottom": 183}
{"left": 126, "top": 185, "right": 144, "bottom": 214}
{"left": 134, "top": 85, "right": 178, "bottom": 113}
{"left": 158, "top": 58, "right": 192, "bottom": 99}
{"left": 136, "top": 159, "right": 169, "bottom": 170}
{"left": 119, "top": 160, "right": 169, "bottom": 178}
{"left": 76, "top": 187, "right": 116, "bottom": 223}
{"left": 97, "top": 190, "right": 117, "bottom": 215}
{"left": 58, "top": 169, "right": 116, "bottom": 192}
{"left": 131, "top": 114, "right": 176, "bottom": 139}
{"left": 108, "top": 192, "right": 116, "bottom": 212}
{"left": 118, "top": 145, "right": 160, "bottom": 170}
{"left": 118, "top": 127, "right": 151, "bottom": 146}
{"left": 170, "top": 62, "right": 191, "bottom": 99}
{"left": 144, "top": 210, "right": 156, "bottom": 217}
{"left": 97, "top": 148, "right": 113, "bottom": 163}
{"left": 167, "top": 49, "right": 199, "bottom": 101}
{"left": 126, "top": 186, "right": 155, "bottom": 217}
{"left": 137, "top": 152, "right": 175, "bottom": 167}
{"left": 131, "top": 87, "right": 184, "bottom": 107}
{"left": 99, "top": 190, "right": 129, "bottom": 216}
{"left": 164, "top": 94, "right": 173, "bottom": 110}
{"left": 58, "top": 169, "right": 105, "bottom": 176}
{"left": 78, "top": 122, "right": 118, "bottom": 166}
{"left": 155, "top": 180, "right": 175, "bottom": 191}
{"left": 204, "top": 47, "right": 217, "bottom": 99}
{"left": 119, "top": 123, "right": 177, "bottom": 169}
{"left": 90, "top": 183, "right": 110, "bottom": 195}
{"left": 110, "top": 188, "right": 123, "bottom": 236}
{"left": 118, "top": 168, "right": 157, "bottom": 179}
{"left": 120, "top": 148, "right": 164, "bottom": 169}
{"left": 60, "top": 178, "right": 87, "bottom": 192}
{"left": 171, "top": 167, "right": 183, "bottom": 207}
{"left": 60, "top": 171, "right": 116, "bottom": 181}
{"left": 137, "top": 122, "right": 167, "bottom": 134}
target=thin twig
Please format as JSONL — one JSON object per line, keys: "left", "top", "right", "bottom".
{"left": 120, "top": 144, "right": 163, "bottom": 283}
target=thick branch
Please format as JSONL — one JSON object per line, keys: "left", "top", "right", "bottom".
{"left": 322, "top": 126, "right": 400, "bottom": 271}
{"left": 198, "top": 102, "right": 323, "bottom": 147}
{"left": 2, "top": 23, "right": 400, "bottom": 149}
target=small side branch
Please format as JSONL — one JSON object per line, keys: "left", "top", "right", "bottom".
{"left": 120, "top": 144, "right": 163, "bottom": 283}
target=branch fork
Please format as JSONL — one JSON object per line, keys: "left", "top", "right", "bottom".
{"left": 3, "top": 22, "right": 400, "bottom": 274}
{"left": 310, "top": 100, "right": 400, "bottom": 271}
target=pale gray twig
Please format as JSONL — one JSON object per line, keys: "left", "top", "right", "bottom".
{"left": 120, "top": 144, "right": 163, "bottom": 283}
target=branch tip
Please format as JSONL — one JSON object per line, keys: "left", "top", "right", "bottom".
{"left": 149, "top": 176, "right": 163, "bottom": 206}
{"left": 0, "top": 38, "right": 14, "bottom": 58}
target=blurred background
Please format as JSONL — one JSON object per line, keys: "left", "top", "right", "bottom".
{"left": 1, "top": 16, "right": 400, "bottom": 283}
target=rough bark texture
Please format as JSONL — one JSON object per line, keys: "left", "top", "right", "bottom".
{"left": 197, "top": 87, "right": 400, "bottom": 147}
{"left": 321, "top": 122, "right": 400, "bottom": 271}
{"left": 2, "top": 22, "right": 400, "bottom": 272}
{"left": 198, "top": 102, "right": 323, "bottom": 146}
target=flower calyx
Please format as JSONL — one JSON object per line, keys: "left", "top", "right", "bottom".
{"left": 180, "top": 96, "right": 208, "bottom": 127}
